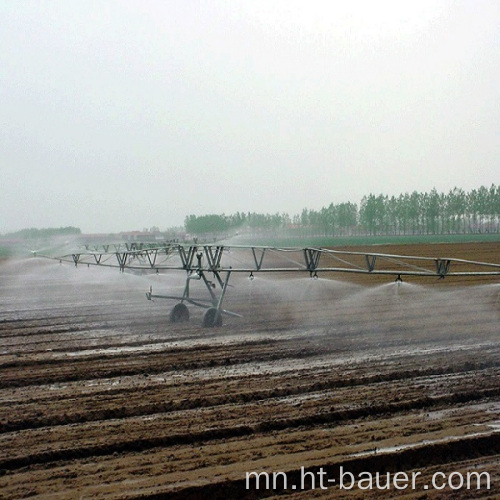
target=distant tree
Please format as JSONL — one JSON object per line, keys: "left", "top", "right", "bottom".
{"left": 360, "top": 194, "right": 376, "bottom": 235}
{"left": 6, "top": 226, "right": 81, "bottom": 239}
{"left": 337, "top": 202, "right": 357, "bottom": 234}
{"left": 182, "top": 185, "right": 499, "bottom": 238}
{"left": 184, "top": 214, "right": 230, "bottom": 234}
{"left": 425, "top": 188, "right": 441, "bottom": 234}
{"left": 488, "top": 184, "right": 499, "bottom": 232}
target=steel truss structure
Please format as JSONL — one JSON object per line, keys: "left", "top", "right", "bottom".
{"left": 39, "top": 244, "right": 500, "bottom": 327}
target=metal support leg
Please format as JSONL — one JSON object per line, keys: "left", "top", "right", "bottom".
{"left": 199, "top": 271, "right": 218, "bottom": 304}
{"left": 216, "top": 271, "right": 232, "bottom": 313}
{"left": 201, "top": 270, "right": 233, "bottom": 327}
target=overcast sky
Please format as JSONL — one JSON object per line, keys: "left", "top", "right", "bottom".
{"left": 1, "top": 0, "right": 499, "bottom": 233}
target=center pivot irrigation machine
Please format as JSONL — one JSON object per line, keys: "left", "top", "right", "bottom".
{"left": 39, "top": 243, "right": 500, "bottom": 327}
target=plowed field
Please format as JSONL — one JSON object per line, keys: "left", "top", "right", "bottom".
{"left": 0, "top": 242, "right": 499, "bottom": 498}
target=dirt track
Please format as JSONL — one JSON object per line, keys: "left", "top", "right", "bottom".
{"left": 0, "top": 242, "right": 499, "bottom": 498}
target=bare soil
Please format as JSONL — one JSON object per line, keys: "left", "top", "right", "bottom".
{"left": 0, "top": 242, "right": 499, "bottom": 499}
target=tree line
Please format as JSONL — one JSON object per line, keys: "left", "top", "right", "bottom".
{"left": 3, "top": 226, "right": 81, "bottom": 239}
{"left": 185, "top": 184, "right": 500, "bottom": 237}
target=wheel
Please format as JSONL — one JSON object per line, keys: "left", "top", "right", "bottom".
{"left": 202, "top": 307, "right": 222, "bottom": 328}
{"left": 169, "top": 303, "right": 190, "bottom": 323}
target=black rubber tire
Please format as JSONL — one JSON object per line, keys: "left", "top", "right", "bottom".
{"left": 202, "top": 307, "right": 222, "bottom": 328}
{"left": 169, "top": 303, "right": 190, "bottom": 323}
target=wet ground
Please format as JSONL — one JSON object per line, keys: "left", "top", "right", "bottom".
{"left": 0, "top": 242, "right": 499, "bottom": 498}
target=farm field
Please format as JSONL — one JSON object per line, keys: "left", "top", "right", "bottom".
{"left": 0, "top": 242, "right": 499, "bottom": 498}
